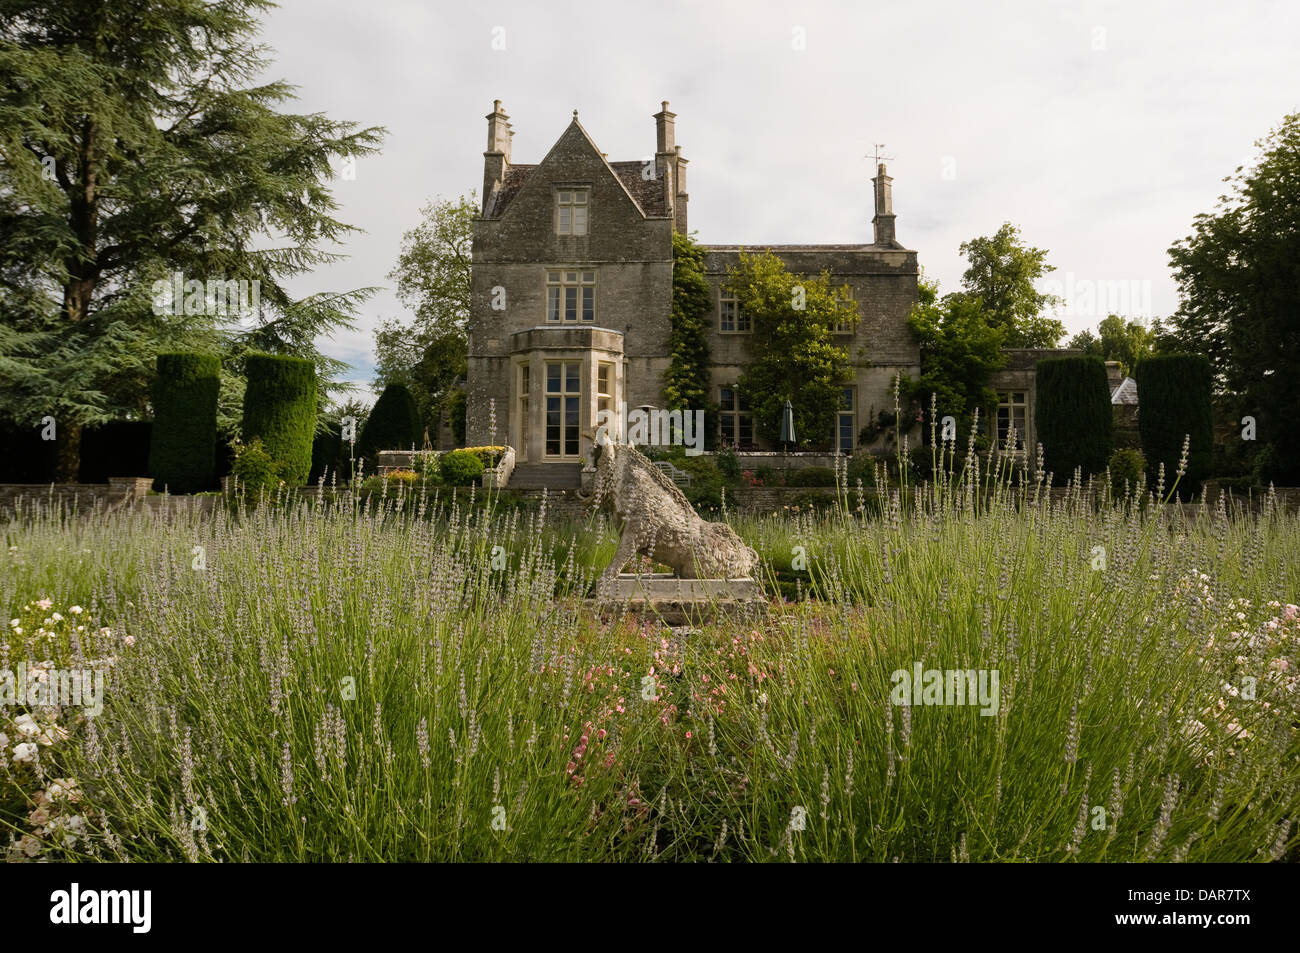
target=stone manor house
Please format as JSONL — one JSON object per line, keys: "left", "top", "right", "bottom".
{"left": 463, "top": 101, "right": 1107, "bottom": 482}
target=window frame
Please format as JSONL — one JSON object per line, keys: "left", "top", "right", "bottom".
{"left": 719, "top": 293, "right": 751, "bottom": 334}
{"left": 546, "top": 268, "right": 596, "bottom": 323}
{"left": 554, "top": 188, "right": 590, "bottom": 236}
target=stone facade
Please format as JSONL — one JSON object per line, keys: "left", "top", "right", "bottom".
{"left": 465, "top": 100, "right": 921, "bottom": 463}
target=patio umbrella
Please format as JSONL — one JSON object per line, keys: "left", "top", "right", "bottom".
{"left": 779, "top": 399, "right": 796, "bottom": 450}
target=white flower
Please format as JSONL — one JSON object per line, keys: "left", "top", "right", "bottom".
{"left": 8, "top": 619, "right": 18, "bottom": 628}
{"left": 12, "top": 742, "right": 38, "bottom": 764}
{"left": 12, "top": 626, "right": 21, "bottom": 636}
{"left": 13, "top": 713, "right": 40, "bottom": 738}
{"left": 123, "top": 635, "right": 135, "bottom": 647}
{"left": 69, "top": 606, "right": 83, "bottom": 615}
{"left": 0, "top": 731, "right": 8, "bottom": 749}
{"left": 50, "top": 612, "right": 63, "bottom": 622}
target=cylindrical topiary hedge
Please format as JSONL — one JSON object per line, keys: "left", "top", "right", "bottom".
{"left": 148, "top": 352, "right": 221, "bottom": 493}
{"left": 1134, "top": 353, "right": 1213, "bottom": 497}
{"left": 240, "top": 353, "right": 317, "bottom": 486}
{"left": 1034, "top": 355, "right": 1113, "bottom": 484}
{"left": 357, "top": 383, "right": 421, "bottom": 471}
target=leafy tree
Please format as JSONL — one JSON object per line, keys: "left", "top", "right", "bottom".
{"left": 663, "top": 231, "right": 713, "bottom": 441}
{"left": 0, "top": 0, "right": 383, "bottom": 481}
{"left": 149, "top": 352, "right": 221, "bottom": 493}
{"left": 1166, "top": 112, "right": 1300, "bottom": 483}
{"left": 727, "top": 251, "right": 857, "bottom": 449}
{"left": 355, "top": 382, "right": 420, "bottom": 471}
{"left": 241, "top": 353, "right": 316, "bottom": 486}
{"left": 376, "top": 193, "right": 475, "bottom": 432}
{"left": 1135, "top": 353, "right": 1213, "bottom": 497}
{"left": 959, "top": 223, "right": 1064, "bottom": 347}
{"left": 1067, "top": 315, "right": 1153, "bottom": 375}
{"left": 1035, "top": 356, "right": 1112, "bottom": 484}
{"left": 903, "top": 279, "right": 1006, "bottom": 444}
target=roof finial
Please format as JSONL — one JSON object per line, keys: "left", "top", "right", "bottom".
{"left": 573, "top": 108, "right": 578, "bottom": 120}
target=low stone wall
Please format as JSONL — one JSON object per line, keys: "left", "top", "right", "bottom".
{"left": 0, "top": 477, "right": 153, "bottom": 516}
{"left": 733, "top": 452, "right": 843, "bottom": 474}
{"left": 727, "top": 486, "right": 844, "bottom": 514}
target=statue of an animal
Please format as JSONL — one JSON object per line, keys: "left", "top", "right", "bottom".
{"left": 577, "top": 434, "right": 760, "bottom": 581}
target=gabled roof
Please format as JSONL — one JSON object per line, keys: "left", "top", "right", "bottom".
{"left": 1111, "top": 377, "right": 1138, "bottom": 404}
{"left": 485, "top": 117, "right": 668, "bottom": 219}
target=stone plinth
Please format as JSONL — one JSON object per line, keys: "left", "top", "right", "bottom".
{"left": 592, "top": 573, "right": 765, "bottom": 626}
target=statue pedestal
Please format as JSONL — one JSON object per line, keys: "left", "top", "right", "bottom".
{"left": 592, "top": 573, "right": 765, "bottom": 626}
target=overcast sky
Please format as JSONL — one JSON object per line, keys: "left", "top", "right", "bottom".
{"left": 257, "top": 0, "right": 1300, "bottom": 405}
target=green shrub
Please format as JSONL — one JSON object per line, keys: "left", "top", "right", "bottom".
{"left": 846, "top": 452, "right": 879, "bottom": 488}
{"left": 1035, "top": 356, "right": 1112, "bottom": 484}
{"left": 241, "top": 353, "right": 317, "bottom": 486}
{"left": 357, "top": 383, "right": 421, "bottom": 471}
{"left": 230, "top": 438, "right": 281, "bottom": 497}
{"left": 788, "top": 489, "right": 838, "bottom": 512}
{"left": 461, "top": 445, "right": 505, "bottom": 470}
{"left": 716, "top": 445, "right": 741, "bottom": 483}
{"left": 439, "top": 449, "right": 485, "bottom": 486}
{"left": 359, "top": 469, "right": 422, "bottom": 497}
{"left": 755, "top": 464, "right": 781, "bottom": 487}
{"left": 446, "top": 390, "right": 467, "bottom": 446}
{"left": 1135, "top": 353, "right": 1214, "bottom": 498}
{"left": 149, "top": 352, "right": 221, "bottom": 493}
{"left": 786, "top": 466, "right": 837, "bottom": 487}
{"left": 1109, "top": 448, "right": 1146, "bottom": 498}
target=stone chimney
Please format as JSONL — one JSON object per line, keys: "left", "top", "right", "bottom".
{"left": 872, "top": 163, "right": 896, "bottom": 245}
{"left": 654, "top": 101, "right": 683, "bottom": 230}
{"left": 482, "top": 100, "right": 512, "bottom": 214}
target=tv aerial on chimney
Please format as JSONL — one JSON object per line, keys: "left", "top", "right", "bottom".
{"left": 866, "top": 143, "right": 895, "bottom": 167}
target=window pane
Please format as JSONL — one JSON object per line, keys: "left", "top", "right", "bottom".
{"left": 547, "top": 364, "right": 560, "bottom": 393}
{"left": 546, "top": 397, "right": 560, "bottom": 454}
{"left": 573, "top": 207, "right": 587, "bottom": 234}
{"left": 739, "top": 415, "right": 753, "bottom": 444}
{"left": 598, "top": 365, "right": 609, "bottom": 393}
{"left": 547, "top": 286, "right": 560, "bottom": 321}
{"left": 573, "top": 191, "right": 587, "bottom": 205}
{"left": 840, "top": 387, "right": 853, "bottom": 410}
{"left": 839, "top": 414, "right": 853, "bottom": 450}
{"left": 548, "top": 271, "right": 559, "bottom": 283}
{"left": 565, "top": 287, "right": 577, "bottom": 320}
{"left": 565, "top": 362, "right": 579, "bottom": 394}
{"left": 737, "top": 392, "right": 749, "bottom": 412}
{"left": 582, "top": 271, "right": 595, "bottom": 282}
{"left": 558, "top": 207, "right": 570, "bottom": 232}
{"left": 565, "top": 398, "right": 579, "bottom": 455}
{"left": 582, "top": 286, "right": 593, "bottom": 321}
{"left": 720, "top": 388, "right": 734, "bottom": 411}
{"left": 721, "top": 416, "right": 734, "bottom": 443}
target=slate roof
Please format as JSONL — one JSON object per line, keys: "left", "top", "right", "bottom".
{"left": 486, "top": 159, "right": 668, "bottom": 219}
{"left": 1111, "top": 377, "right": 1139, "bottom": 405}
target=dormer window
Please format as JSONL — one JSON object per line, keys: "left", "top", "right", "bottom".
{"left": 556, "top": 189, "right": 589, "bottom": 235}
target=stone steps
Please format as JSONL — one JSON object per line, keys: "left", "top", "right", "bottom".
{"left": 509, "top": 463, "right": 582, "bottom": 489}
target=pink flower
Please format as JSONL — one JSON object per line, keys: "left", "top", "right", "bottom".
{"left": 566, "top": 761, "right": 576, "bottom": 774}
{"left": 1286, "top": 605, "right": 1298, "bottom": 620}
{"left": 597, "top": 729, "right": 607, "bottom": 740}
{"left": 35, "top": 598, "right": 52, "bottom": 610}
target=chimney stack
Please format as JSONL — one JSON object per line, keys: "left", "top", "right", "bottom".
{"left": 482, "top": 100, "right": 512, "bottom": 214}
{"left": 872, "top": 163, "right": 896, "bottom": 246}
{"left": 654, "top": 102, "right": 687, "bottom": 232}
